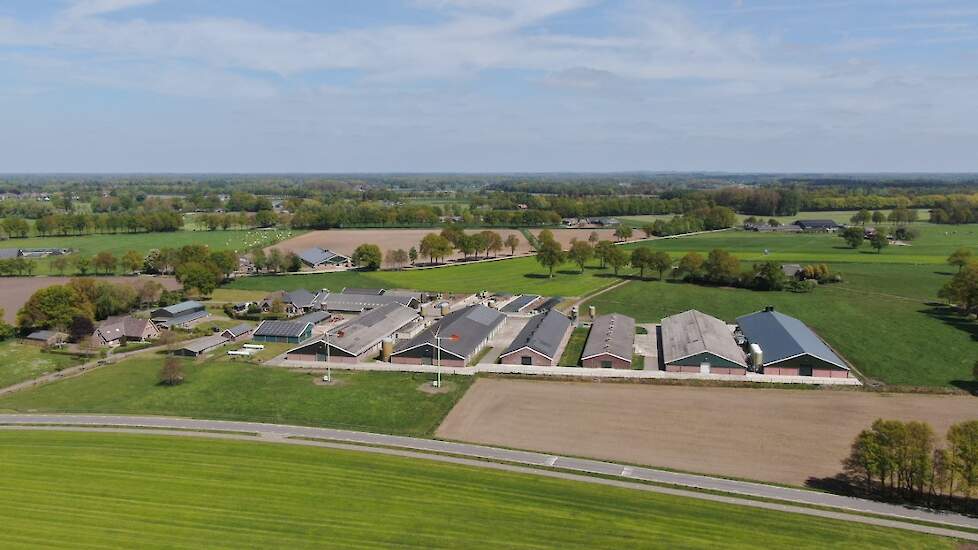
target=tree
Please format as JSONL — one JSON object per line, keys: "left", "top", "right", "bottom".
{"left": 0, "top": 309, "right": 14, "bottom": 341}
{"left": 841, "top": 226, "right": 864, "bottom": 249}
{"left": 159, "top": 356, "right": 185, "bottom": 386}
{"left": 94, "top": 251, "right": 117, "bottom": 275}
{"left": 704, "top": 249, "right": 740, "bottom": 284}
{"left": 284, "top": 252, "right": 303, "bottom": 272}
{"left": 649, "top": 251, "right": 672, "bottom": 281}
{"left": 641, "top": 224, "right": 656, "bottom": 238}
{"left": 947, "top": 421, "right": 978, "bottom": 500}
{"left": 535, "top": 239, "right": 564, "bottom": 278}
{"left": 352, "top": 244, "right": 382, "bottom": 270}
{"left": 567, "top": 240, "right": 593, "bottom": 273}
{"left": 266, "top": 248, "right": 284, "bottom": 273}
{"left": 209, "top": 250, "right": 239, "bottom": 279}
{"left": 73, "top": 255, "right": 92, "bottom": 276}
{"left": 121, "top": 250, "right": 143, "bottom": 274}
{"left": 939, "top": 262, "right": 978, "bottom": 313}
{"left": 630, "top": 248, "right": 652, "bottom": 279}
{"left": 869, "top": 232, "right": 889, "bottom": 254}
{"left": 68, "top": 314, "right": 95, "bottom": 342}
{"left": 871, "top": 211, "right": 886, "bottom": 224}
{"left": 50, "top": 255, "right": 69, "bottom": 276}
{"left": 594, "top": 240, "right": 614, "bottom": 268}
{"left": 408, "top": 246, "right": 418, "bottom": 265}
{"left": 251, "top": 248, "right": 268, "bottom": 272}
{"left": 420, "top": 233, "right": 452, "bottom": 264}
{"left": 606, "top": 247, "right": 628, "bottom": 276}
{"left": 17, "top": 285, "right": 93, "bottom": 330}
{"left": 133, "top": 279, "right": 163, "bottom": 306}
{"left": 753, "top": 261, "right": 787, "bottom": 291}
{"left": 948, "top": 248, "right": 973, "bottom": 272}
{"left": 588, "top": 231, "right": 600, "bottom": 244}
{"left": 176, "top": 262, "right": 219, "bottom": 296}
{"left": 851, "top": 209, "right": 872, "bottom": 225}
{"left": 504, "top": 234, "right": 521, "bottom": 256}
{"left": 675, "top": 252, "right": 705, "bottom": 280}
{"left": 614, "top": 225, "right": 633, "bottom": 242}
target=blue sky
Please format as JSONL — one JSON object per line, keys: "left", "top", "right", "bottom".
{"left": 1, "top": 0, "right": 977, "bottom": 172}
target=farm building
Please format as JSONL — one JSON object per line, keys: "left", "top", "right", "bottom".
{"left": 252, "top": 320, "right": 314, "bottom": 344}
{"left": 151, "top": 301, "right": 208, "bottom": 328}
{"left": 581, "top": 313, "right": 635, "bottom": 369}
{"left": 794, "top": 219, "right": 840, "bottom": 232}
{"left": 323, "top": 292, "right": 420, "bottom": 313}
{"left": 390, "top": 304, "right": 505, "bottom": 367}
{"left": 297, "top": 247, "right": 350, "bottom": 268}
{"left": 660, "top": 310, "right": 747, "bottom": 375}
{"left": 292, "top": 310, "right": 332, "bottom": 326}
{"left": 24, "top": 330, "right": 66, "bottom": 347}
{"left": 285, "top": 303, "right": 421, "bottom": 363}
{"left": 341, "top": 287, "right": 385, "bottom": 295}
{"left": 498, "top": 309, "right": 572, "bottom": 366}
{"left": 500, "top": 294, "right": 540, "bottom": 314}
{"left": 736, "top": 307, "right": 850, "bottom": 378}
{"left": 93, "top": 316, "right": 161, "bottom": 347}
{"left": 171, "top": 335, "right": 229, "bottom": 357}
{"left": 221, "top": 323, "right": 253, "bottom": 341}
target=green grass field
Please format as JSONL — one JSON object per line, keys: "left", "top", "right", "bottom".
{"left": 11, "top": 228, "right": 298, "bottom": 275}
{"left": 0, "top": 356, "right": 468, "bottom": 436}
{"left": 0, "top": 431, "right": 955, "bottom": 549}
{"left": 585, "top": 278, "right": 977, "bottom": 388}
{"left": 620, "top": 209, "right": 930, "bottom": 227}
{"left": 0, "top": 341, "right": 81, "bottom": 388}
{"left": 558, "top": 326, "right": 589, "bottom": 366}
{"left": 228, "top": 256, "right": 635, "bottom": 297}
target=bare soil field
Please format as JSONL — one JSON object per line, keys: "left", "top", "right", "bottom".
{"left": 0, "top": 276, "right": 180, "bottom": 322}
{"left": 437, "top": 379, "right": 978, "bottom": 486}
{"left": 267, "top": 228, "right": 625, "bottom": 259}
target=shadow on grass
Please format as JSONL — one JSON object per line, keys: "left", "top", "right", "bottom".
{"left": 920, "top": 304, "right": 978, "bottom": 343}
{"left": 951, "top": 380, "right": 978, "bottom": 396}
{"left": 933, "top": 270, "right": 955, "bottom": 276}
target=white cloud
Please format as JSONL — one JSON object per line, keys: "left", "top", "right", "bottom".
{"left": 62, "top": 0, "right": 159, "bottom": 19}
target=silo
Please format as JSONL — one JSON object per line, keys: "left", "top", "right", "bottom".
{"left": 381, "top": 338, "right": 396, "bottom": 362}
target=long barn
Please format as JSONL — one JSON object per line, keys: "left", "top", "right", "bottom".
{"left": 661, "top": 310, "right": 747, "bottom": 375}
{"left": 390, "top": 305, "right": 505, "bottom": 367}
{"left": 284, "top": 303, "right": 420, "bottom": 363}
{"left": 737, "top": 307, "right": 850, "bottom": 378}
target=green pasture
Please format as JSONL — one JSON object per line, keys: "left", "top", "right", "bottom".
{"left": 0, "top": 341, "right": 81, "bottom": 388}
{"left": 0, "top": 356, "right": 468, "bottom": 436}
{"left": 0, "top": 431, "right": 952, "bottom": 549}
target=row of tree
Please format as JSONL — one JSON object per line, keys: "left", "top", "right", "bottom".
{"left": 16, "top": 277, "right": 169, "bottom": 334}
{"left": 844, "top": 419, "right": 978, "bottom": 510}
{"left": 0, "top": 210, "right": 184, "bottom": 238}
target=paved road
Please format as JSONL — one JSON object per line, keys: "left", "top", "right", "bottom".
{"left": 1, "top": 413, "right": 976, "bottom": 541}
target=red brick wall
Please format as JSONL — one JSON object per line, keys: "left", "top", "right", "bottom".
{"left": 390, "top": 356, "right": 465, "bottom": 368}
{"left": 499, "top": 349, "right": 552, "bottom": 366}
{"left": 582, "top": 354, "right": 631, "bottom": 369}
{"left": 813, "top": 368, "right": 849, "bottom": 378}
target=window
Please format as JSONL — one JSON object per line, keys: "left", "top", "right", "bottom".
{"left": 799, "top": 364, "right": 813, "bottom": 376}
{"left": 521, "top": 356, "right": 533, "bottom": 366}
{"left": 601, "top": 360, "right": 613, "bottom": 369}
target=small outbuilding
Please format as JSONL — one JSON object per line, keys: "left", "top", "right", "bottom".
{"left": 736, "top": 307, "right": 850, "bottom": 378}
{"left": 581, "top": 313, "right": 635, "bottom": 369}
{"left": 498, "top": 309, "right": 572, "bottom": 366}
{"left": 151, "top": 301, "right": 208, "bottom": 328}
{"left": 171, "top": 335, "right": 229, "bottom": 357}
{"left": 660, "top": 310, "right": 747, "bottom": 375}
{"left": 25, "top": 330, "right": 67, "bottom": 347}
{"left": 390, "top": 304, "right": 505, "bottom": 367}
{"left": 221, "top": 323, "right": 253, "bottom": 341}
{"left": 297, "top": 247, "right": 351, "bottom": 268}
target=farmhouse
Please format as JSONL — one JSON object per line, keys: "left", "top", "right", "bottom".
{"left": 171, "top": 335, "right": 229, "bottom": 357}
{"left": 661, "top": 310, "right": 747, "bottom": 375}
{"left": 736, "top": 307, "right": 850, "bottom": 378}
{"left": 151, "top": 301, "right": 208, "bottom": 328}
{"left": 498, "top": 309, "right": 572, "bottom": 366}
{"left": 252, "top": 320, "right": 314, "bottom": 344}
{"left": 221, "top": 323, "right": 253, "bottom": 341}
{"left": 581, "top": 313, "right": 635, "bottom": 369}
{"left": 297, "top": 247, "right": 351, "bottom": 268}
{"left": 285, "top": 303, "right": 421, "bottom": 363}
{"left": 93, "top": 316, "right": 161, "bottom": 347}
{"left": 390, "top": 304, "right": 505, "bottom": 367}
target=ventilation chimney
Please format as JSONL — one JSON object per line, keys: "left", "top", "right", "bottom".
{"left": 764, "top": 305, "right": 775, "bottom": 312}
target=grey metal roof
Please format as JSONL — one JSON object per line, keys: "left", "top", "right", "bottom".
{"left": 154, "top": 300, "right": 204, "bottom": 317}
{"left": 324, "top": 293, "right": 419, "bottom": 313}
{"left": 297, "top": 247, "right": 331, "bottom": 266}
{"left": 178, "top": 335, "right": 229, "bottom": 354}
{"left": 27, "top": 330, "right": 61, "bottom": 340}
{"left": 794, "top": 219, "right": 839, "bottom": 229}
{"left": 321, "top": 303, "right": 420, "bottom": 356}
{"left": 155, "top": 309, "right": 208, "bottom": 328}
{"left": 499, "top": 309, "right": 571, "bottom": 361}
{"left": 736, "top": 309, "right": 848, "bottom": 370}
{"left": 0, "top": 248, "right": 19, "bottom": 259}
{"left": 341, "top": 287, "right": 385, "bottom": 295}
{"left": 222, "top": 323, "right": 253, "bottom": 338}
{"left": 283, "top": 289, "right": 316, "bottom": 308}
{"left": 581, "top": 313, "right": 635, "bottom": 362}
{"left": 254, "top": 320, "right": 312, "bottom": 338}
{"left": 393, "top": 304, "right": 505, "bottom": 360}
{"left": 500, "top": 294, "right": 540, "bottom": 313}
{"left": 661, "top": 310, "right": 746, "bottom": 367}
{"left": 293, "top": 310, "right": 331, "bottom": 325}
{"left": 534, "top": 297, "right": 562, "bottom": 312}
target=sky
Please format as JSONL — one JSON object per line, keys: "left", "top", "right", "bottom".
{"left": 1, "top": 0, "right": 977, "bottom": 173}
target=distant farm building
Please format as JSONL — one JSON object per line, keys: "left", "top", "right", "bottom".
{"left": 24, "top": 330, "right": 66, "bottom": 347}
{"left": 498, "top": 309, "right": 572, "bottom": 366}
{"left": 390, "top": 304, "right": 505, "bottom": 367}
{"left": 171, "top": 335, "right": 228, "bottom": 357}
{"left": 151, "top": 301, "right": 208, "bottom": 328}
{"left": 221, "top": 323, "right": 253, "bottom": 341}
{"left": 252, "top": 320, "right": 314, "bottom": 344}
{"left": 323, "top": 292, "right": 420, "bottom": 313}
{"left": 297, "top": 247, "right": 351, "bottom": 268}
{"left": 660, "top": 310, "right": 747, "bottom": 375}
{"left": 736, "top": 307, "right": 850, "bottom": 378}
{"left": 285, "top": 303, "right": 420, "bottom": 363}
{"left": 794, "top": 219, "right": 840, "bottom": 232}
{"left": 581, "top": 313, "right": 635, "bottom": 369}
